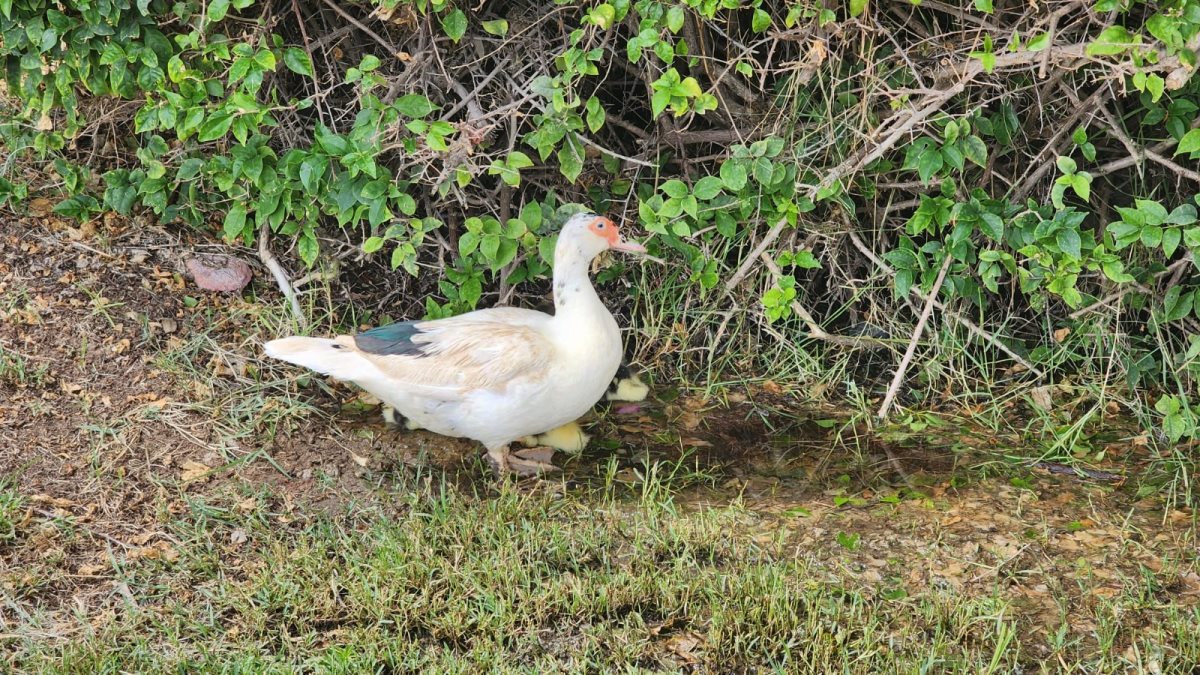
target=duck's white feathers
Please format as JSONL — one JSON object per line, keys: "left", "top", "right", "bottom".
{"left": 348, "top": 308, "right": 555, "bottom": 395}
{"left": 264, "top": 211, "right": 637, "bottom": 461}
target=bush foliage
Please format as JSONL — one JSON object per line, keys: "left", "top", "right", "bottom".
{"left": 3, "top": 0, "right": 1200, "bottom": 439}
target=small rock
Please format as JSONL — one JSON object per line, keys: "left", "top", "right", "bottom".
{"left": 160, "top": 318, "right": 178, "bottom": 334}
{"left": 185, "top": 255, "right": 252, "bottom": 292}
{"left": 230, "top": 528, "right": 248, "bottom": 545}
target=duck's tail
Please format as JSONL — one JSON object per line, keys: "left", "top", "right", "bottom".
{"left": 263, "top": 336, "right": 378, "bottom": 383}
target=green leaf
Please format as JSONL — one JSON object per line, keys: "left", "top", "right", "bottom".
{"left": 962, "top": 135, "right": 988, "bottom": 167}
{"left": 751, "top": 8, "right": 771, "bottom": 32}
{"left": 360, "top": 55, "right": 381, "bottom": 72}
{"left": 849, "top": 0, "right": 867, "bottom": 18}
{"left": 978, "top": 212, "right": 1004, "bottom": 240}
{"left": 1146, "top": 73, "right": 1164, "bottom": 102}
{"left": 361, "top": 179, "right": 388, "bottom": 200}
{"left": 507, "top": 151, "right": 533, "bottom": 170}
{"left": 283, "top": 47, "right": 313, "bottom": 77}
{"left": 720, "top": 161, "right": 747, "bottom": 191}
{"left": 585, "top": 96, "right": 605, "bottom": 133}
{"left": 1168, "top": 204, "right": 1198, "bottom": 226}
{"left": 1101, "top": 259, "right": 1135, "bottom": 283}
{"left": 1177, "top": 129, "right": 1200, "bottom": 155}
{"left": 441, "top": 9, "right": 468, "bottom": 43}
{"left": 1165, "top": 287, "right": 1194, "bottom": 322}
{"left": 792, "top": 250, "right": 821, "bottom": 269}
{"left": 1142, "top": 225, "right": 1163, "bottom": 248}
{"left": 1027, "top": 32, "right": 1050, "bottom": 52}
{"left": 254, "top": 50, "right": 276, "bottom": 71}
{"left": 222, "top": 203, "right": 247, "bottom": 242}
{"left": 558, "top": 134, "right": 584, "bottom": 183}
{"left": 300, "top": 155, "right": 325, "bottom": 194}
{"left": 677, "top": 77, "right": 703, "bottom": 98}
{"left": 1138, "top": 199, "right": 1169, "bottom": 226}
{"left": 1163, "top": 227, "right": 1182, "bottom": 258}
{"left": 693, "top": 176, "right": 723, "bottom": 200}
{"left": 714, "top": 211, "right": 737, "bottom": 237}
{"left": 1056, "top": 228, "right": 1081, "bottom": 259}
{"left": 666, "top": 6, "right": 685, "bottom": 33}
{"left": 198, "top": 113, "right": 234, "bottom": 142}
{"left": 661, "top": 179, "right": 689, "bottom": 199}
{"left": 650, "top": 90, "right": 671, "bottom": 118}
{"left": 1055, "top": 155, "right": 1077, "bottom": 174}
{"left": 917, "top": 149, "right": 943, "bottom": 184}
{"left": 363, "top": 236, "right": 385, "bottom": 254}
{"left": 590, "top": 3, "right": 616, "bottom": 29}
{"left": 1071, "top": 173, "right": 1091, "bottom": 202}
{"left": 481, "top": 233, "right": 500, "bottom": 260}
{"left": 207, "top": 0, "right": 230, "bottom": 22}
{"left": 974, "top": 0, "right": 993, "bottom": 12}
{"left": 1086, "top": 26, "right": 1135, "bottom": 57}
{"left": 298, "top": 230, "right": 319, "bottom": 266}
{"left": 459, "top": 231, "right": 480, "bottom": 257}
{"left": 395, "top": 94, "right": 437, "bottom": 118}
{"left": 481, "top": 19, "right": 509, "bottom": 36}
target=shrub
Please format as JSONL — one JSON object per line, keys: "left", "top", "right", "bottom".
{"left": 3, "top": 0, "right": 1200, "bottom": 440}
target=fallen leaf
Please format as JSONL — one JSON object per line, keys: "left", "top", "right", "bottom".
{"left": 180, "top": 460, "right": 211, "bottom": 483}
{"left": 1029, "top": 386, "right": 1054, "bottom": 412}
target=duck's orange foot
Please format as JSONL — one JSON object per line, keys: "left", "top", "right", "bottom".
{"left": 487, "top": 446, "right": 559, "bottom": 477}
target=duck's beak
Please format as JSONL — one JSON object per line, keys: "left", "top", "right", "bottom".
{"left": 611, "top": 238, "right": 647, "bottom": 254}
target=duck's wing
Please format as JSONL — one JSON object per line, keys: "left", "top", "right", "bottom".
{"left": 347, "top": 310, "right": 555, "bottom": 396}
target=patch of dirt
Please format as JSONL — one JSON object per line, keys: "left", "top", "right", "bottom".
{"left": 0, "top": 216, "right": 484, "bottom": 613}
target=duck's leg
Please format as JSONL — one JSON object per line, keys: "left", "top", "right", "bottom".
{"left": 486, "top": 444, "right": 559, "bottom": 476}
{"left": 486, "top": 444, "right": 511, "bottom": 474}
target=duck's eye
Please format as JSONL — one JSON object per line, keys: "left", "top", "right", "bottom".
{"left": 596, "top": 222, "right": 606, "bottom": 229}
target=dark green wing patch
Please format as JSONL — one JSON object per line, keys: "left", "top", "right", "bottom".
{"left": 354, "top": 320, "right": 429, "bottom": 357}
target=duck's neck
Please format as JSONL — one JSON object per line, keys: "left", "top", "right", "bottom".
{"left": 552, "top": 242, "right": 604, "bottom": 321}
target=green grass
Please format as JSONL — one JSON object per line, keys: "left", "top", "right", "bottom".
{"left": 4, "top": 465, "right": 1199, "bottom": 673}
{"left": 0, "top": 343, "right": 50, "bottom": 387}
{"left": 0, "top": 477, "right": 21, "bottom": 543}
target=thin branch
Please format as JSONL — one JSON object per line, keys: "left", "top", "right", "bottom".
{"left": 725, "top": 216, "right": 790, "bottom": 292}
{"left": 318, "top": 0, "right": 404, "bottom": 59}
{"left": 291, "top": 0, "right": 330, "bottom": 126}
{"left": 877, "top": 254, "right": 953, "bottom": 420}
{"left": 848, "top": 232, "right": 1045, "bottom": 379}
{"left": 1145, "top": 150, "right": 1200, "bottom": 184}
{"left": 758, "top": 253, "right": 884, "bottom": 348}
{"left": 575, "top": 134, "right": 658, "bottom": 168}
{"left": 258, "top": 220, "right": 308, "bottom": 329}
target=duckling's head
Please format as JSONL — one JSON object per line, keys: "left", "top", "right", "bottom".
{"left": 560, "top": 212, "right": 647, "bottom": 261}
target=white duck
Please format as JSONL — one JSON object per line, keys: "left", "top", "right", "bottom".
{"left": 264, "top": 212, "right": 645, "bottom": 475}
{"left": 381, "top": 361, "right": 650, "bottom": 451}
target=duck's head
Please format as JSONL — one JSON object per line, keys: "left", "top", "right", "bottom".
{"left": 560, "top": 212, "right": 647, "bottom": 260}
